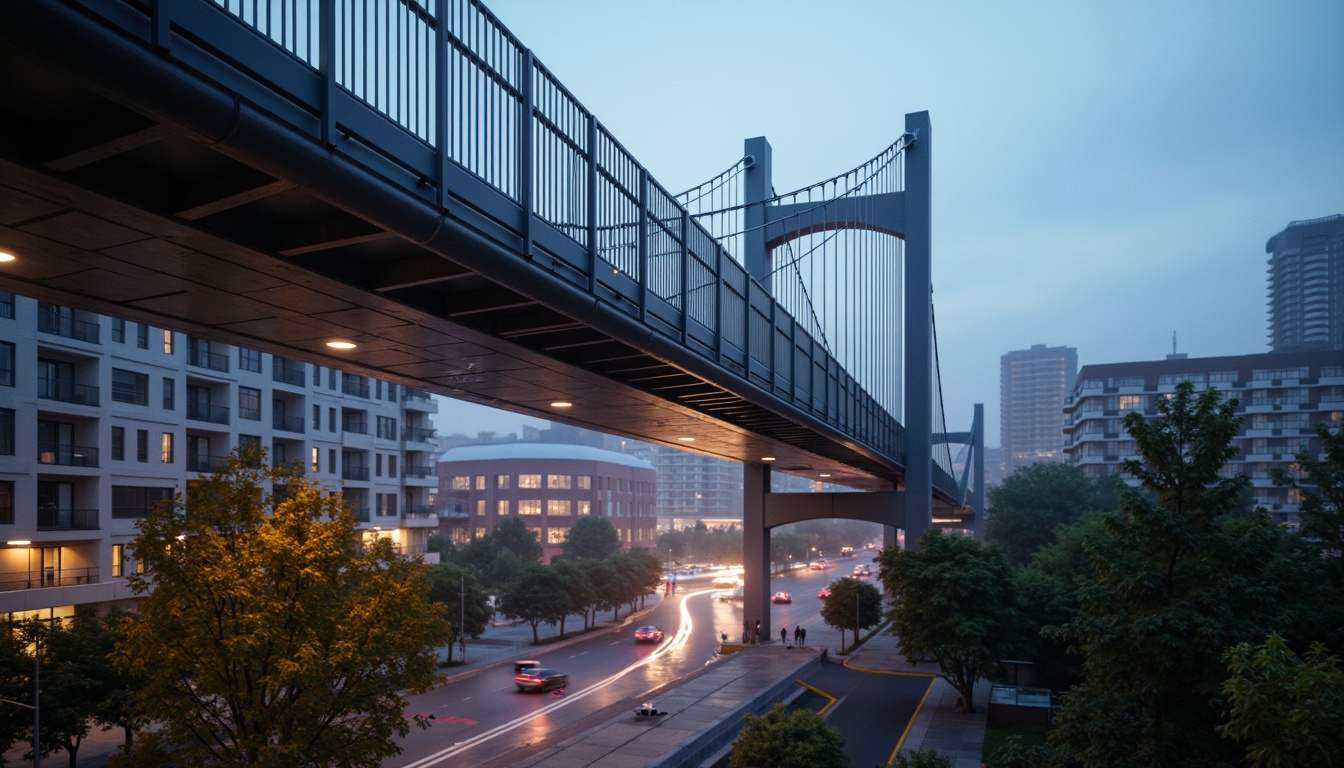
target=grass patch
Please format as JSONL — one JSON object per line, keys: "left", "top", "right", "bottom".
{"left": 982, "top": 722, "right": 1052, "bottom": 761}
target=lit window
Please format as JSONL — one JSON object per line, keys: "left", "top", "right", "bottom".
{"left": 161, "top": 432, "right": 174, "bottom": 464}
{"left": 475, "top": 475, "right": 486, "bottom": 490}
{"left": 497, "top": 475, "right": 511, "bottom": 489}
{"left": 476, "top": 500, "right": 486, "bottom": 516}
{"left": 547, "top": 474, "right": 571, "bottom": 489}
{"left": 577, "top": 500, "right": 591, "bottom": 515}
{"left": 518, "top": 474, "right": 542, "bottom": 489}
{"left": 111, "top": 544, "right": 124, "bottom": 578}
{"left": 451, "top": 476, "right": 470, "bottom": 490}
{"left": 497, "top": 500, "right": 510, "bottom": 515}
{"left": 547, "top": 499, "right": 571, "bottom": 516}
{"left": 518, "top": 500, "right": 542, "bottom": 515}
{"left": 163, "top": 329, "right": 174, "bottom": 354}
{"left": 547, "top": 527, "right": 568, "bottom": 544}
{"left": 576, "top": 476, "right": 592, "bottom": 490}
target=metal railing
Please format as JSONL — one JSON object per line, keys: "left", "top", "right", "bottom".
{"left": 187, "top": 402, "right": 231, "bottom": 424}
{"left": 342, "top": 465, "right": 370, "bottom": 481}
{"left": 0, "top": 567, "right": 101, "bottom": 592}
{"left": 403, "top": 465, "right": 435, "bottom": 478}
{"left": 187, "top": 453, "right": 230, "bottom": 473}
{"left": 272, "top": 413, "right": 305, "bottom": 433}
{"left": 188, "top": 345, "right": 231, "bottom": 372}
{"left": 405, "top": 504, "right": 435, "bottom": 516}
{"left": 342, "top": 376, "right": 370, "bottom": 398}
{"left": 401, "top": 388, "right": 432, "bottom": 402}
{"left": 37, "top": 443, "right": 100, "bottom": 467}
{"left": 401, "top": 426, "right": 436, "bottom": 443}
{"left": 38, "top": 310, "right": 100, "bottom": 343}
{"left": 342, "top": 418, "right": 368, "bottom": 435}
{"left": 38, "top": 377, "right": 100, "bottom": 406}
{"left": 271, "top": 358, "right": 306, "bottom": 386}
{"left": 37, "top": 508, "right": 100, "bottom": 530}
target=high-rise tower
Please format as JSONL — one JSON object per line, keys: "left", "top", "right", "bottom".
{"left": 1266, "top": 214, "right": 1344, "bottom": 352}
{"left": 1000, "top": 344, "right": 1078, "bottom": 476}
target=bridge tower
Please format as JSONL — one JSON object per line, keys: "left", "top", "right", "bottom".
{"left": 737, "top": 112, "right": 935, "bottom": 642}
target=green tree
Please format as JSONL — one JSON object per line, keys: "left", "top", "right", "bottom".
{"left": 115, "top": 447, "right": 451, "bottom": 768}
{"left": 561, "top": 516, "right": 621, "bottom": 561}
{"left": 498, "top": 563, "right": 570, "bottom": 643}
{"left": 1218, "top": 633, "right": 1344, "bottom": 767}
{"left": 1273, "top": 422, "right": 1344, "bottom": 557}
{"left": 0, "top": 617, "right": 31, "bottom": 758}
{"left": 891, "top": 749, "right": 954, "bottom": 768}
{"left": 986, "top": 462, "right": 1121, "bottom": 566}
{"left": 493, "top": 515, "right": 545, "bottom": 563}
{"left": 611, "top": 548, "right": 663, "bottom": 612}
{"left": 550, "top": 561, "right": 596, "bottom": 636}
{"left": 1048, "top": 382, "right": 1285, "bottom": 768}
{"left": 656, "top": 529, "right": 690, "bottom": 563}
{"left": 428, "top": 563, "right": 492, "bottom": 663}
{"left": 818, "top": 577, "right": 883, "bottom": 651}
{"left": 577, "top": 558, "right": 617, "bottom": 628}
{"left": 728, "top": 703, "right": 848, "bottom": 768}
{"left": 879, "top": 531, "right": 1016, "bottom": 713}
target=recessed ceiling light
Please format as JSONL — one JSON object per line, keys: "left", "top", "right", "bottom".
{"left": 326, "top": 340, "right": 357, "bottom": 350}
{"left": 6, "top": 539, "right": 32, "bottom": 546}
{"left": 550, "top": 401, "right": 573, "bottom": 409}
{"left": 0, "top": 251, "right": 15, "bottom": 262}
{"left": 677, "top": 437, "right": 695, "bottom": 442}
{"left": 819, "top": 473, "right": 832, "bottom": 478}
{"left": 761, "top": 456, "right": 776, "bottom": 462}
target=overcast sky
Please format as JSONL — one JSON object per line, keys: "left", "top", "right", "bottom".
{"left": 435, "top": 0, "right": 1344, "bottom": 448}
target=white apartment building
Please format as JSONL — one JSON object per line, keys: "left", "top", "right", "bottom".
{"left": 0, "top": 293, "right": 440, "bottom": 621}
{"left": 1063, "top": 350, "right": 1343, "bottom": 529}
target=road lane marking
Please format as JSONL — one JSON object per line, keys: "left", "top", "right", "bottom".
{"left": 396, "top": 589, "right": 713, "bottom": 768}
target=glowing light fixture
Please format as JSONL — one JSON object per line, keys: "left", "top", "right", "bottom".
{"left": 677, "top": 437, "right": 695, "bottom": 442}
{"left": 550, "top": 401, "right": 573, "bottom": 409}
{"left": 0, "top": 251, "right": 15, "bottom": 262}
{"left": 761, "top": 456, "right": 776, "bottom": 462}
{"left": 326, "top": 340, "right": 357, "bottom": 350}
{"left": 819, "top": 473, "right": 832, "bottom": 478}
{"left": 6, "top": 540, "right": 32, "bottom": 546}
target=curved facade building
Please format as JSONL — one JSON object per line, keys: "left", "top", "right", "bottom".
{"left": 1266, "top": 214, "right": 1344, "bottom": 353}
{"left": 436, "top": 443, "right": 657, "bottom": 560}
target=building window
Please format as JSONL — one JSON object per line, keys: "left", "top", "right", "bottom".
{"left": 0, "top": 480, "right": 13, "bottom": 524}
{"left": 161, "top": 432, "right": 174, "bottom": 464}
{"left": 111, "top": 426, "right": 125, "bottom": 461}
{"left": 388, "top": 455, "right": 397, "bottom": 477}
{"left": 0, "top": 341, "right": 12, "bottom": 387}
{"left": 377, "top": 493, "right": 397, "bottom": 517}
{"left": 162, "top": 329, "right": 175, "bottom": 354}
{"left": 376, "top": 416, "right": 397, "bottom": 440}
{"left": 239, "top": 347, "right": 262, "bottom": 373}
{"left": 136, "top": 323, "right": 148, "bottom": 349}
{"left": 238, "top": 387, "right": 261, "bottom": 421}
{"left": 312, "top": 405, "right": 321, "bottom": 430}
{"left": 163, "top": 378, "right": 175, "bottom": 410}
{"left": 0, "top": 292, "right": 12, "bottom": 318}
{"left": 0, "top": 408, "right": 15, "bottom": 455}
{"left": 497, "top": 500, "right": 510, "bottom": 516}
{"left": 518, "top": 474, "right": 542, "bottom": 489}
{"left": 112, "top": 485, "right": 173, "bottom": 519}
{"left": 375, "top": 454, "right": 383, "bottom": 478}
{"left": 136, "top": 429, "right": 148, "bottom": 462}
{"left": 311, "top": 447, "right": 320, "bottom": 473}
{"left": 111, "top": 368, "right": 149, "bottom": 405}
{"left": 474, "top": 475, "right": 486, "bottom": 490}
{"left": 1117, "top": 394, "right": 1144, "bottom": 411}
{"left": 518, "top": 500, "right": 542, "bottom": 515}
{"left": 110, "top": 318, "right": 125, "bottom": 343}
{"left": 111, "top": 543, "right": 124, "bottom": 577}
{"left": 547, "top": 499, "right": 571, "bottom": 516}
{"left": 476, "top": 500, "right": 486, "bottom": 516}
{"left": 328, "top": 407, "right": 336, "bottom": 433}
{"left": 328, "top": 449, "right": 336, "bottom": 475}
{"left": 548, "top": 474, "right": 571, "bottom": 489}
{"left": 577, "top": 500, "right": 591, "bottom": 515}
{"left": 576, "top": 475, "right": 591, "bottom": 490}
{"left": 497, "top": 474, "right": 511, "bottom": 489}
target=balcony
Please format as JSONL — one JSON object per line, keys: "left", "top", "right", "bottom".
{"left": 350, "top": 507, "right": 371, "bottom": 523}
{"left": 187, "top": 402, "right": 230, "bottom": 425}
{"left": 37, "top": 507, "right": 100, "bottom": 530}
{"left": 38, "top": 377, "right": 100, "bottom": 406}
{"left": 342, "top": 465, "right": 370, "bottom": 481}
{"left": 38, "top": 311, "right": 100, "bottom": 343}
{"left": 271, "top": 360, "right": 306, "bottom": 387}
{"left": 272, "top": 413, "right": 305, "bottom": 433}
{"left": 38, "top": 442, "right": 99, "bottom": 467}
{"left": 402, "top": 510, "right": 440, "bottom": 528}
{"left": 402, "top": 426, "right": 436, "bottom": 443}
{"left": 403, "top": 465, "right": 435, "bottom": 479}
{"left": 0, "top": 567, "right": 100, "bottom": 592}
{"left": 342, "top": 419, "right": 368, "bottom": 435}
{"left": 405, "top": 504, "right": 435, "bottom": 516}
{"left": 342, "top": 377, "right": 370, "bottom": 399}
{"left": 402, "top": 388, "right": 431, "bottom": 403}
{"left": 188, "top": 346, "right": 230, "bottom": 372}
{"left": 187, "top": 453, "right": 230, "bottom": 473}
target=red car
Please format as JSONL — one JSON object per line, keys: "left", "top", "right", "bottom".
{"left": 634, "top": 625, "right": 664, "bottom": 643}
{"left": 818, "top": 587, "right": 831, "bottom": 599}
{"left": 771, "top": 591, "right": 793, "bottom": 604}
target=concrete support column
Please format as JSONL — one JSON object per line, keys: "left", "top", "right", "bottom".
{"left": 743, "top": 461, "right": 771, "bottom": 643}
{"left": 973, "top": 402, "right": 986, "bottom": 541}
{"left": 743, "top": 136, "right": 774, "bottom": 293}
{"left": 902, "top": 110, "right": 933, "bottom": 550}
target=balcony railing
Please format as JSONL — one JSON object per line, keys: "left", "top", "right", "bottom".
{"left": 0, "top": 567, "right": 101, "bottom": 592}
{"left": 38, "top": 377, "right": 100, "bottom": 406}
{"left": 405, "top": 504, "right": 435, "bottom": 516}
{"left": 403, "top": 510, "right": 438, "bottom": 521}
{"left": 342, "top": 466, "right": 370, "bottom": 481}
{"left": 188, "top": 346, "right": 230, "bottom": 372}
{"left": 401, "top": 426, "right": 436, "bottom": 443}
{"left": 187, "top": 402, "right": 230, "bottom": 424}
{"left": 342, "top": 378, "right": 370, "bottom": 398}
{"left": 38, "top": 311, "right": 100, "bottom": 343}
{"left": 37, "top": 507, "right": 100, "bottom": 530}
{"left": 342, "top": 419, "right": 368, "bottom": 435}
{"left": 38, "top": 443, "right": 100, "bottom": 467}
{"left": 271, "top": 359, "right": 306, "bottom": 386}
{"left": 403, "top": 465, "right": 435, "bottom": 479}
{"left": 272, "top": 413, "right": 305, "bottom": 433}
{"left": 188, "top": 453, "right": 230, "bottom": 473}
{"left": 350, "top": 507, "right": 371, "bottom": 522}
{"left": 401, "top": 388, "right": 431, "bottom": 402}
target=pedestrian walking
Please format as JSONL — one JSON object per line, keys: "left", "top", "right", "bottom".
{"left": 780, "top": 627, "right": 787, "bottom": 645}
{"left": 794, "top": 626, "right": 801, "bottom": 645}
{"left": 800, "top": 627, "right": 807, "bottom": 646}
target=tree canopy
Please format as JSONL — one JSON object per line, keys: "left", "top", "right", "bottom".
{"left": 498, "top": 563, "right": 570, "bottom": 643}
{"left": 561, "top": 516, "right": 621, "bottom": 561}
{"left": 879, "top": 530, "right": 1016, "bottom": 713}
{"left": 986, "top": 461, "right": 1121, "bottom": 566}
{"left": 818, "top": 577, "right": 883, "bottom": 651}
{"left": 428, "top": 563, "right": 493, "bottom": 663}
{"left": 115, "top": 447, "right": 451, "bottom": 768}
{"left": 729, "top": 703, "right": 848, "bottom": 768}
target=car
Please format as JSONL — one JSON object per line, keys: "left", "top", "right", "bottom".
{"left": 514, "top": 667, "right": 569, "bottom": 692}
{"left": 771, "top": 591, "right": 793, "bottom": 604}
{"left": 809, "top": 560, "right": 834, "bottom": 570}
{"left": 818, "top": 587, "right": 832, "bottom": 599}
{"left": 634, "top": 625, "right": 664, "bottom": 643}
{"left": 840, "top": 546, "right": 854, "bottom": 556}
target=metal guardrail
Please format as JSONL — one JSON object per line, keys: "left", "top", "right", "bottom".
{"left": 187, "top": 402, "right": 231, "bottom": 424}
{"left": 0, "top": 567, "right": 101, "bottom": 592}
{"left": 36, "top": 508, "right": 100, "bottom": 530}
{"left": 38, "top": 377, "right": 100, "bottom": 406}
{"left": 38, "top": 310, "right": 100, "bottom": 342}
{"left": 37, "top": 443, "right": 100, "bottom": 467}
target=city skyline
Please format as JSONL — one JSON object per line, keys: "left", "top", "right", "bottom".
{"left": 471, "top": 0, "right": 1344, "bottom": 448}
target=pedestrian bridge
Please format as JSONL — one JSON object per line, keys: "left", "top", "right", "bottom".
{"left": 0, "top": 0, "right": 981, "bottom": 549}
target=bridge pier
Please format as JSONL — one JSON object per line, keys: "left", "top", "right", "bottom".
{"left": 743, "top": 462, "right": 771, "bottom": 643}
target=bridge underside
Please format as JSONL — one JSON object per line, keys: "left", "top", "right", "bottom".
{"left": 0, "top": 6, "right": 902, "bottom": 490}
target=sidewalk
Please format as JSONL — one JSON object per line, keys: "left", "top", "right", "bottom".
{"left": 843, "top": 632, "right": 989, "bottom": 768}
